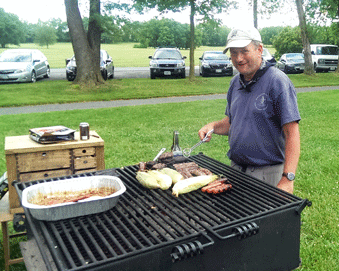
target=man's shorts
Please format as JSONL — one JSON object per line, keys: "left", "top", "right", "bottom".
{"left": 231, "top": 161, "right": 284, "bottom": 187}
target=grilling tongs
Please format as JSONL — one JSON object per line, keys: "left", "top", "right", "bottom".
{"left": 183, "top": 129, "right": 214, "bottom": 158}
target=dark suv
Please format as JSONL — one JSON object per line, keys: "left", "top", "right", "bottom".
{"left": 66, "top": 50, "right": 114, "bottom": 81}
{"left": 148, "top": 48, "right": 186, "bottom": 79}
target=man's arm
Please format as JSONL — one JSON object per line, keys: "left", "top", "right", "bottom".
{"left": 198, "top": 117, "right": 231, "bottom": 141}
{"left": 277, "top": 121, "right": 300, "bottom": 194}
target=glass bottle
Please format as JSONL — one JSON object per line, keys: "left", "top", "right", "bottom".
{"left": 171, "top": 131, "right": 182, "bottom": 156}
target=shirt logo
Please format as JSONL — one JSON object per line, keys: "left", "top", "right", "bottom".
{"left": 255, "top": 93, "right": 270, "bottom": 110}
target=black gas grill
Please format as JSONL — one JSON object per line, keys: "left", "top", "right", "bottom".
{"left": 14, "top": 153, "right": 311, "bottom": 271}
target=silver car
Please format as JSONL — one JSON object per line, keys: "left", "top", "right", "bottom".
{"left": 276, "top": 53, "right": 305, "bottom": 74}
{"left": 0, "top": 49, "right": 50, "bottom": 83}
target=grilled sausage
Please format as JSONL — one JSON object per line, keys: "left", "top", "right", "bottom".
{"left": 201, "top": 180, "right": 226, "bottom": 192}
{"left": 201, "top": 178, "right": 232, "bottom": 194}
{"left": 207, "top": 183, "right": 232, "bottom": 194}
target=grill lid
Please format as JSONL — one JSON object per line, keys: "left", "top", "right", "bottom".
{"left": 14, "top": 153, "right": 310, "bottom": 271}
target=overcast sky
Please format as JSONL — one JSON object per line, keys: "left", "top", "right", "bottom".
{"left": 1, "top": 0, "right": 299, "bottom": 29}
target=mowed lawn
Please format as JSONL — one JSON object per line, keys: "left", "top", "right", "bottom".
{"left": 0, "top": 89, "right": 338, "bottom": 270}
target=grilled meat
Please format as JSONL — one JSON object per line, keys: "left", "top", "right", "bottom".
{"left": 139, "top": 162, "right": 147, "bottom": 172}
{"left": 201, "top": 178, "right": 232, "bottom": 194}
{"left": 152, "top": 163, "right": 167, "bottom": 170}
{"left": 180, "top": 169, "right": 193, "bottom": 179}
{"left": 206, "top": 183, "right": 233, "bottom": 194}
{"left": 173, "top": 162, "right": 199, "bottom": 172}
{"left": 173, "top": 162, "right": 212, "bottom": 179}
{"left": 191, "top": 168, "right": 212, "bottom": 176}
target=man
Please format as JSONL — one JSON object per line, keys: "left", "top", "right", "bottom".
{"left": 198, "top": 27, "right": 300, "bottom": 194}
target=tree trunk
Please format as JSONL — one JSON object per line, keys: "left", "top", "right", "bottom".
{"left": 88, "top": 0, "right": 102, "bottom": 79}
{"left": 64, "top": 0, "right": 104, "bottom": 86}
{"left": 189, "top": 0, "right": 195, "bottom": 79}
{"left": 337, "top": 22, "right": 339, "bottom": 73}
{"left": 253, "top": 0, "right": 258, "bottom": 28}
{"left": 295, "top": 0, "right": 314, "bottom": 75}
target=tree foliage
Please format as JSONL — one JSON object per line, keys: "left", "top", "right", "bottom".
{"left": 197, "top": 21, "right": 230, "bottom": 46}
{"left": 306, "top": 0, "right": 339, "bottom": 22}
{"left": 136, "top": 18, "right": 202, "bottom": 49}
{"left": 247, "top": 0, "right": 289, "bottom": 28}
{"left": 259, "top": 26, "right": 284, "bottom": 45}
{"left": 34, "top": 21, "right": 58, "bottom": 48}
{"left": 132, "top": 0, "right": 237, "bottom": 79}
{"left": 0, "top": 8, "right": 25, "bottom": 48}
{"left": 48, "top": 18, "right": 70, "bottom": 42}
{"left": 272, "top": 26, "right": 303, "bottom": 59}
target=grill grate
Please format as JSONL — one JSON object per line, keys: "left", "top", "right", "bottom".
{"left": 15, "top": 153, "right": 305, "bottom": 271}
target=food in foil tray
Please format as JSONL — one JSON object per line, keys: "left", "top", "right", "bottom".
{"left": 22, "top": 176, "right": 126, "bottom": 221}
{"left": 30, "top": 187, "right": 117, "bottom": 206}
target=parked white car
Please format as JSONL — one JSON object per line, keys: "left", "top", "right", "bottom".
{"left": 0, "top": 49, "right": 50, "bottom": 83}
{"left": 310, "top": 44, "right": 338, "bottom": 72}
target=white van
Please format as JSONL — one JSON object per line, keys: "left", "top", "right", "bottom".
{"left": 310, "top": 44, "right": 338, "bottom": 72}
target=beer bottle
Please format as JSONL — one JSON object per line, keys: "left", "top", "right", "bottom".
{"left": 171, "top": 131, "right": 182, "bottom": 156}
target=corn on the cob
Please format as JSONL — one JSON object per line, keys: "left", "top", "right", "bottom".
{"left": 172, "top": 175, "right": 218, "bottom": 197}
{"left": 136, "top": 171, "right": 160, "bottom": 189}
{"left": 148, "top": 170, "right": 172, "bottom": 190}
{"left": 160, "top": 168, "right": 184, "bottom": 184}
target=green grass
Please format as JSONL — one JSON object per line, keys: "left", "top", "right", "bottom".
{"left": 1, "top": 73, "right": 339, "bottom": 108}
{"left": 0, "top": 90, "right": 338, "bottom": 270}
{"left": 0, "top": 77, "right": 230, "bottom": 107}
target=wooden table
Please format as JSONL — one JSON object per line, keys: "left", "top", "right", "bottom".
{"left": 5, "top": 131, "right": 105, "bottom": 214}
{"left": 2, "top": 131, "right": 105, "bottom": 270}
{"left": 0, "top": 193, "right": 25, "bottom": 271}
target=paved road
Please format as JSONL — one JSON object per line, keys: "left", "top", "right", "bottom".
{"left": 0, "top": 85, "right": 338, "bottom": 116}
{"left": 50, "top": 66, "right": 204, "bottom": 80}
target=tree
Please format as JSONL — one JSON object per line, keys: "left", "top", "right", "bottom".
{"left": 64, "top": 0, "right": 104, "bottom": 86}
{"left": 295, "top": 0, "right": 314, "bottom": 75}
{"left": 248, "top": 0, "right": 286, "bottom": 28}
{"left": 137, "top": 18, "right": 200, "bottom": 49}
{"left": 197, "top": 21, "right": 230, "bottom": 46}
{"left": 260, "top": 26, "right": 284, "bottom": 45}
{"left": 0, "top": 8, "right": 25, "bottom": 48}
{"left": 132, "top": 0, "right": 236, "bottom": 80}
{"left": 48, "top": 18, "right": 70, "bottom": 42}
{"left": 272, "top": 26, "right": 303, "bottom": 58}
{"left": 34, "top": 22, "right": 58, "bottom": 48}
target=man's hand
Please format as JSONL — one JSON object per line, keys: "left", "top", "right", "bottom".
{"left": 198, "top": 125, "right": 214, "bottom": 142}
{"left": 198, "top": 117, "right": 231, "bottom": 141}
{"left": 277, "top": 177, "right": 294, "bottom": 194}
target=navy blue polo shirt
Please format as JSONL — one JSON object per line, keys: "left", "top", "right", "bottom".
{"left": 225, "top": 62, "right": 301, "bottom": 166}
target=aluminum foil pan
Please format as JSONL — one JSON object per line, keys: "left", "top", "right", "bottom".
{"left": 22, "top": 176, "right": 126, "bottom": 221}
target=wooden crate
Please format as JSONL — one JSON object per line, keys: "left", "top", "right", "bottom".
{"left": 5, "top": 131, "right": 105, "bottom": 214}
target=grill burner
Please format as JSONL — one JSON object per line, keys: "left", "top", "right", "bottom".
{"left": 14, "top": 153, "right": 311, "bottom": 271}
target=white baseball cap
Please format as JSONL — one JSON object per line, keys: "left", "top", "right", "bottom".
{"left": 223, "top": 27, "right": 262, "bottom": 53}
